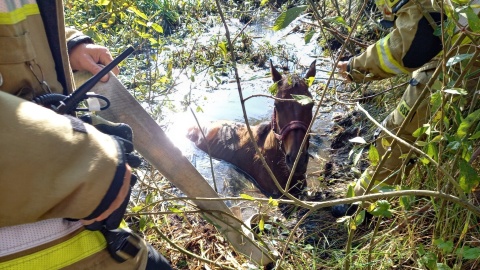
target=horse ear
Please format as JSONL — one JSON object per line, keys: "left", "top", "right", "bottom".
{"left": 270, "top": 59, "right": 283, "bottom": 82}
{"left": 304, "top": 60, "right": 316, "bottom": 80}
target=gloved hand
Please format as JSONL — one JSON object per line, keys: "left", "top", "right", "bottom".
{"left": 79, "top": 114, "right": 141, "bottom": 230}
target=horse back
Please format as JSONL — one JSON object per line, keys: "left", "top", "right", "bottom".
{"left": 187, "top": 121, "right": 273, "bottom": 171}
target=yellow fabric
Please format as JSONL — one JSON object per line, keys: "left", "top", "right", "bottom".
{"left": 0, "top": 4, "right": 39, "bottom": 25}
{"left": 376, "top": 34, "right": 410, "bottom": 75}
{"left": 349, "top": 0, "right": 437, "bottom": 82}
{"left": 397, "top": 99, "right": 411, "bottom": 119}
{"left": 0, "top": 230, "right": 106, "bottom": 270}
{"left": 0, "top": 91, "right": 119, "bottom": 227}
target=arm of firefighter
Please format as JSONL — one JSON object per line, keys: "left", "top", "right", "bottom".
{"left": 0, "top": 91, "right": 129, "bottom": 227}
{"left": 348, "top": 4, "right": 443, "bottom": 82}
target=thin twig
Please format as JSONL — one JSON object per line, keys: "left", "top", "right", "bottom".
{"left": 189, "top": 107, "right": 218, "bottom": 192}
{"left": 356, "top": 102, "right": 465, "bottom": 198}
{"left": 153, "top": 226, "right": 236, "bottom": 270}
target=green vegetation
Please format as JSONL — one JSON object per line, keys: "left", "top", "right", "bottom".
{"left": 65, "top": 0, "right": 480, "bottom": 269}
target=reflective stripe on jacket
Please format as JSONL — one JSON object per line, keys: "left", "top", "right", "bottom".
{"left": 0, "top": 1, "right": 145, "bottom": 268}
{"left": 0, "top": 219, "right": 107, "bottom": 269}
{"left": 348, "top": 0, "right": 444, "bottom": 82}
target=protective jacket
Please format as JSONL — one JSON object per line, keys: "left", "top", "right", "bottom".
{"left": 347, "top": 0, "right": 444, "bottom": 82}
{"left": 0, "top": 1, "right": 148, "bottom": 269}
{"left": 348, "top": 0, "right": 480, "bottom": 196}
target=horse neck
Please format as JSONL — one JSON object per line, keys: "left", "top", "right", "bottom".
{"left": 264, "top": 128, "right": 281, "bottom": 153}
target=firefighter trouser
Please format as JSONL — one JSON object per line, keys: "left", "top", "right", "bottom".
{"left": 354, "top": 63, "right": 437, "bottom": 195}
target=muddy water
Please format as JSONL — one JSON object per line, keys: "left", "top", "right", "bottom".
{"left": 156, "top": 18, "right": 343, "bottom": 212}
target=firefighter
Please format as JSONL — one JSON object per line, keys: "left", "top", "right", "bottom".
{"left": 0, "top": 1, "right": 171, "bottom": 269}
{"left": 332, "top": 0, "right": 479, "bottom": 216}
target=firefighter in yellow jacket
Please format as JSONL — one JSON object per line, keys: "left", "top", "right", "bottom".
{"left": 333, "top": 0, "right": 479, "bottom": 207}
{"left": 0, "top": 1, "right": 171, "bottom": 269}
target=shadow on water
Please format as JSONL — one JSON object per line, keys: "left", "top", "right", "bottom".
{"left": 156, "top": 17, "right": 346, "bottom": 219}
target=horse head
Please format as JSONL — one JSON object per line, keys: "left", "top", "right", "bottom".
{"left": 270, "top": 60, "right": 315, "bottom": 189}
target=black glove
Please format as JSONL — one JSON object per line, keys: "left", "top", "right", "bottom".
{"left": 79, "top": 114, "right": 141, "bottom": 230}
{"left": 79, "top": 114, "right": 142, "bottom": 168}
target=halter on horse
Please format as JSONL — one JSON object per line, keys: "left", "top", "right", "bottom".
{"left": 187, "top": 60, "right": 316, "bottom": 197}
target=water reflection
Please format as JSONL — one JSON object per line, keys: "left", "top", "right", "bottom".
{"left": 159, "top": 17, "right": 339, "bottom": 205}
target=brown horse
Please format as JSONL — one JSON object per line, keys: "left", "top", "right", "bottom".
{"left": 187, "top": 61, "right": 316, "bottom": 197}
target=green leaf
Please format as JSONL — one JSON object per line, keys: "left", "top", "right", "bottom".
{"left": 349, "top": 218, "right": 357, "bottom": 230}
{"left": 456, "top": 246, "right": 480, "bottom": 259}
{"left": 306, "top": 76, "right": 315, "bottom": 87}
{"left": 437, "top": 263, "right": 453, "bottom": 270}
{"left": 346, "top": 182, "right": 355, "bottom": 198}
{"left": 464, "top": 6, "right": 480, "bottom": 32}
{"left": 269, "top": 82, "right": 278, "bottom": 95}
{"left": 463, "top": 247, "right": 480, "bottom": 259}
{"left": 431, "top": 80, "right": 443, "bottom": 91}
{"left": 304, "top": 29, "right": 315, "bottom": 44}
{"left": 451, "top": 0, "right": 470, "bottom": 4}
{"left": 268, "top": 197, "right": 279, "bottom": 207}
{"left": 413, "top": 124, "right": 430, "bottom": 137}
{"left": 149, "top": 22, "right": 164, "bottom": 33}
{"left": 381, "top": 137, "right": 391, "bottom": 149}
{"left": 419, "top": 156, "right": 430, "bottom": 164}
{"left": 352, "top": 147, "right": 364, "bottom": 166}
{"left": 469, "top": 131, "right": 480, "bottom": 140}
{"left": 457, "top": 109, "right": 480, "bottom": 139}
{"left": 427, "top": 143, "right": 438, "bottom": 162}
{"left": 434, "top": 239, "right": 454, "bottom": 253}
{"left": 97, "top": 0, "right": 111, "bottom": 5}
{"left": 131, "top": 205, "right": 143, "bottom": 213}
{"left": 240, "top": 194, "right": 255, "bottom": 200}
{"left": 291, "top": 94, "right": 313, "bottom": 105}
{"left": 430, "top": 91, "right": 442, "bottom": 112}
{"left": 145, "top": 192, "right": 154, "bottom": 205}
{"left": 399, "top": 195, "right": 412, "bottom": 210}
{"left": 370, "top": 200, "right": 393, "bottom": 218}
{"left": 418, "top": 251, "right": 438, "bottom": 270}
{"left": 169, "top": 206, "right": 184, "bottom": 213}
{"left": 323, "top": 16, "right": 351, "bottom": 31}
{"left": 368, "top": 144, "right": 380, "bottom": 166}
{"left": 139, "top": 216, "right": 147, "bottom": 231}
{"left": 148, "top": 38, "right": 159, "bottom": 46}
{"left": 431, "top": 135, "right": 443, "bottom": 143}
{"left": 446, "top": 53, "right": 474, "bottom": 66}
{"left": 355, "top": 210, "right": 365, "bottom": 226}
{"left": 447, "top": 140, "right": 461, "bottom": 151}
{"left": 258, "top": 217, "right": 265, "bottom": 232}
{"left": 273, "top": 5, "right": 308, "bottom": 31}
{"left": 127, "top": 6, "right": 149, "bottom": 21}
{"left": 458, "top": 159, "right": 480, "bottom": 192}
{"left": 218, "top": 41, "right": 228, "bottom": 56}
{"left": 260, "top": 0, "right": 269, "bottom": 6}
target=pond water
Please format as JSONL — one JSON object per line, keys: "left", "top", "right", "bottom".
{"left": 154, "top": 17, "right": 344, "bottom": 211}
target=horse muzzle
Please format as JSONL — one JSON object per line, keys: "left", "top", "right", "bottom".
{"left": 285, "top": 150, "right": 309, "bottom": 176}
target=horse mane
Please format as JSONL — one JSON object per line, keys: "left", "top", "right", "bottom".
{"left": 257, "top": 122, "right": 276, "bottom": 150}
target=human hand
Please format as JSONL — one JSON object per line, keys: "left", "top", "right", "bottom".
{"left": 69, "top": 43, "right": 120, "bottom": 82}
{"left": 336, "top": 61, "right": 351, "bottom": 82}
